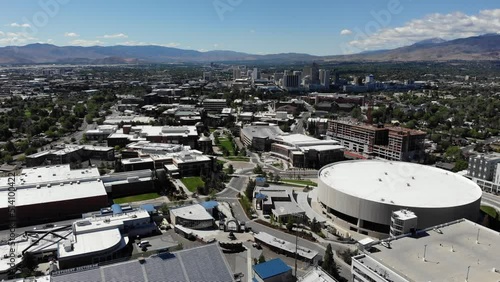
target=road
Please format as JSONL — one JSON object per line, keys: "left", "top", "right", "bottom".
{"left": 215, "top": 165, "right": 353, "bottom": 279}
{"left": 481, "top": 192, "right": 500, "bottom": 211}
{"left": 292, "top": 112, "right": 310, "bottom": 135}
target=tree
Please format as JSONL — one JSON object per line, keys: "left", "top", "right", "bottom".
{"left": 245, "top": 179, "right": 256, "bottom": 200}
{"left": 275, "top": 175, "right": 281, "bottom": 183}
{"left": 227, "top": 164, "right": 234, "bottom": 175}
{"left": 322, "top": 244, "right": 340, "bottom": 279}
{"left": 258, "top": 254, "right": 266, "bottom": 263}
{"left": 350, "top": 107, "right": 362, "bottom": 119}
{"left": 311, "top": 217, "right": 321, "bottom": 233}
{"left": 268, "top": 172, "right": 274, "bottom": 182}
{"left": 3, "top": 141, "right": 16, "bottom": 154}
{"left": 253, "top": 164, "right": 263, "bottom": 175}
{"left": 286, "top": 217, "right": 294, "bottom": 232}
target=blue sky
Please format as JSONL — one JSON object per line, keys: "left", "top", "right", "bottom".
{"left": 0, "top": 0, "right": 499, "bottom": 55}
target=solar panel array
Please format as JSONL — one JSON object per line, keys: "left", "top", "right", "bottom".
{"left": 52, "top": 244, "right": 234, "bottom": 282}
{"left": 103, "top": 261, "right": 144, "bottom": 282}
{"left": 52, "top": 267, "right": 101, "bottom": 282}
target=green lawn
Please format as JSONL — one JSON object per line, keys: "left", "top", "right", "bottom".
{"left": 218, "top": 138, "right": 235, "bottom": 156}
{"left": 181, "top": 177, "right": 205, "bottom": 192}
{"left": 216, "top": 159, "right": 227, "bottom": 166}
{"left": 481, "top": 205, "right": 498, "bottom": 218}
{"left": 209, "top": 128, "right": 216, "bottom": 133}
{"left": 113, "top": 192, "right": 161, "bottom": 204}
{"left": 226, "top": 156, "right": 249, "bottom": 161}
{"left": 281, "top": 179, "right": 318, "bottom": 187}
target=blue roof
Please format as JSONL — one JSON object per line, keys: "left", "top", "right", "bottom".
{"left": 201, "top": 201, "right": 219, "bottom": 209}
{"left": 140, "top": 204, "right": 156, "bottom": 213}
{"left": 255, "top": 193, "right": 267, "bottom": 200}
{"left": 111, "top": 204, "right": 123, "bottom": 215}
{"left": 253, "top": 258, "right": 291, "bottom": 279}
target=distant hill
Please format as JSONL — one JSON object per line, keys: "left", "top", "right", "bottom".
{"left": 1, "top": 34, "right": 500, "bottom": 64}
{"left": 324, "top": 34, "right": 500, "bottom": 62}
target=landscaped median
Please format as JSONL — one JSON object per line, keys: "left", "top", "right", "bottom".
{"left": 113, "top": 192, "right": 161, "bottom": 204}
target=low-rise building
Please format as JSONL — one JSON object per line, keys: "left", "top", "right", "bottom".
{"left": 253, "top": 258, "right": 293, "bottom": 282}
{"left": 170, "top": 204, "right": 214, "bottom": 230}
{"left": 107, "top": 125, "right": 199, "bottom": 149}
{"left": 0, "top": 165, "right": 108, "bottom": 227}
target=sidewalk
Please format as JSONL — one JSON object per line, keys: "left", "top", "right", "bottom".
{"left": 174, "top": 179, "right": 194, "bottom": 197}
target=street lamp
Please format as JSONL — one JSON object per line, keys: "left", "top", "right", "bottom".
{"left": 294, "top": 213, "right": 306, "bottom": 277}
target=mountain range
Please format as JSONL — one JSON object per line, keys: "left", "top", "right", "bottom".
{"left": 1, "top": 34, "right": 499, "bottom": 65}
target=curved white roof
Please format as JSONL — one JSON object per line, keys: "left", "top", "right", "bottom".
{"left": 319, "top": 160, "right": 482, "bottom": 208}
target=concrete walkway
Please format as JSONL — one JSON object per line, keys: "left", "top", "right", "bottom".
{"left": 174, "top": 179, "right": 194, "bottom": 197}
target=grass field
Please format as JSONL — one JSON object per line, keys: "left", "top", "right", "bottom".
{"left": 216, "top": 159, "right": 227, "bottom": 166}
{"left": 113, "top": 192, "right": 161, "bottom": 204}
{"left": 281, "top": 179, "right": 318, "bottom": 187}
{"left": 181, "top": 177, "right": 205, "bottom": 192}
{"left": 218, "top": 138, "right": 235, "bottom": 156}
{"left": 226, "top": 156, "right": 249, "bottom": 161}
{"left": 481, "top": 205, "right": 498, "bottom": 218}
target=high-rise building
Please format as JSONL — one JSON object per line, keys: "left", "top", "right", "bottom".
{"left": 232, "top": 67, "right": 241, "bottom": 80}
{"left": 203, "top": 71, "right": 212, "bottom": 81}
{"left": 282, "top": 74, "right": 300, "bottom": 90}
{"left": 365, "top": 74, "right": 375, "bottom": 84}
{"left": 303, "top": 63, "right": 320, "bottom": 85}
{"left": 319, "top": 69, "right": 330, "bottom": 88}
{"left": 252, "top": 67, "right": 259, "bottom": 80}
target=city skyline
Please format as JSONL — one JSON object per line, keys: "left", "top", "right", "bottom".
{"left": 0, "top": 0, "right": 499, "bottom": 55}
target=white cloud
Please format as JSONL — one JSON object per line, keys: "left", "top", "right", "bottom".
{"left": 69, "top": 39, "right": 104, "bottom": 46}
{"left": 164, "top": 42, "right": 180, "bottom": 47}
{"left": 340, "top": 29, "right": 352, "bottom": 35}
{"left": 198, "top": 49, "right": 207, "bottom": 52}
{"left": 213, "top": 43, "right": 219, "bottom": 48}
{"left": 250, "top": 29, "right": 255, "bottom": 33}
{"left": 0, "top": 32, "right": 36, "bottom": 45}
{"left": 10, "top": 22, "right": 31, "bottom": 28}
{"left": 101, "top": 33, "right": 128, "bottom": 39}
{"left": 118, "top": 41, "right": 149, "bottom": 46}
{"left": 348, "top": 9, "right": 500, "bottom": 51}
{"left": 64, "top": 32, "right": 79, "bottom": 37}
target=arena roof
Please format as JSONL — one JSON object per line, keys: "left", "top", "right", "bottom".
{"left": 319, "top": 160, "right": 482, "bottom": 208}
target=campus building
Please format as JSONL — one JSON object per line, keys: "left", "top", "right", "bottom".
{"left": 107, "top": 125, "right": 199, "bottom": 149}
{"left": 0, "top": 165, "right": 108, "bottom": 227}
{"left": 327, "top": 120, "right": 426, "bottom": 161}
{"left": 467, "top": 152, "right": 500, "bottom": 193}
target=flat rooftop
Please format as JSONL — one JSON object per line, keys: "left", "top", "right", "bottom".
{"left": 319, "top": 160, "right": 482, "bottom": 208}
{"left": 0, "top": 179, "right": 107, "bottom": 209}
{"left": 254, "top": 232, "right": 318, "bottom": 260}
{"left": 360, "top": 219, "right": 500, "bottom": 282}
{"left": 0, "top": 164, "right": 100, "bottom": 187}
{"left": 272, "top": 202, "right": 304, "bottom": 217}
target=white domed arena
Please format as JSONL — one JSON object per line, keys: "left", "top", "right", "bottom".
{"left": 317, "top": 160, "right": 482, "bottom": 238}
